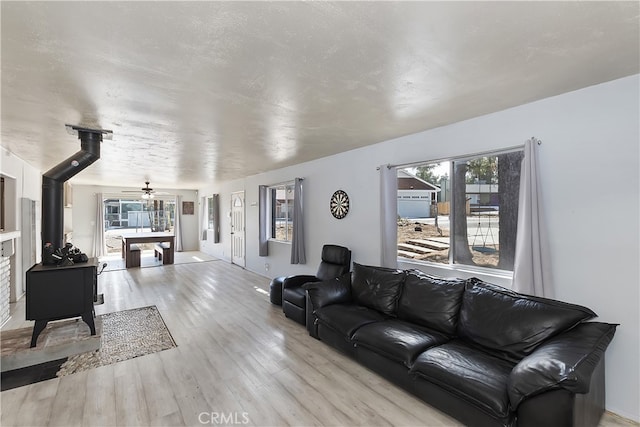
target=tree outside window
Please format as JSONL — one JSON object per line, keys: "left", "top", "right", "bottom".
{"left": 397, "top": 150, "right": 523, "bottom": 270}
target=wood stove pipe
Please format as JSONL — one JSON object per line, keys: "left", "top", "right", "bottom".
{"left": 42, "top": 127, "right": 110, "bottom": 259}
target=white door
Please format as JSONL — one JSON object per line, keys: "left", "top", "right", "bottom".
{"left": 231, "top": 191, "right": 246, "bottom": 267}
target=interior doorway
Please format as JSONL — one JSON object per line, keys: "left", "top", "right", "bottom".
{"left": 230, "top": 191, "right": 245, "bottom": 267}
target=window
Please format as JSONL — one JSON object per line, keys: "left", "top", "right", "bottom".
{"left": 102, "top": 197, "right": 176, "bottom": 254}
{"left": 269, "top": 182, "right": 295, "bottom": 242}
{"left": 397, "top": 150, "right": 523, "bottom": 271}
{"left": 208, "top": 196, "right": 214, "bottom": 229}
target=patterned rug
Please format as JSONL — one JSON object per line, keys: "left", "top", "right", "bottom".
{"left": 57, "top": 305, "right": 176, "bottom": 376}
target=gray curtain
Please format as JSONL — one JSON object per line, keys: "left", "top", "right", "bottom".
{"left": 200, "top": 196, "right": 207, "bottom": 241}
{"left": 212, "top": 194, "right": 220, "bottom": 243}
{"left": 93, "top": 193, "right": 106, "bottom": 257}
{"left": 290, "top": 177, "right": 306, "bottom": 264}
{"left": 380, "top": 165, "right": 398, "bottom": 268}
{"left": 258, "top": 185, "right": 269, "bottom": 256}
{"left": 513, "top": 138, "right": 553, "bottom": 297}
{"left": 174, "top": 195, "right": 183, "bottom": 252}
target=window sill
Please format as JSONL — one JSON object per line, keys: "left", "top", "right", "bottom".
{"left": 397, "top": 258, "right": 514, "bottom": 287}
{"left": 1, "top": 230, "right": 21, "bottom": 242}
{"left": 268, "top": 239, "right": 291, "bottom": 245}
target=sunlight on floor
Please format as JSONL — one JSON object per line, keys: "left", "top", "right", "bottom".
{"left": 253, "top": 286, "right": 269, "bottom": 296}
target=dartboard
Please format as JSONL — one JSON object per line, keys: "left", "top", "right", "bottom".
{"left": 330, "top": 190, "right": 350, "bottom": 219}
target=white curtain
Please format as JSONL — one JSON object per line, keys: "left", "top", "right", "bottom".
{"left": 290, "top": 177, "right": 306, "bottom": 264}
{"left": 200, "top": 196, "right": 207, "bottom": 241}
{"left": 93, "top": 193, "right": 106, "bottom": 257}
{"left": 258, "top": 185, "right": 269, "bottom": 256}
{"left": 513, "top": 137, "right": 553, "bottom": 297}
{"left": 174, "top": 195, "right": 184, "bottom": 252}
{"left": 380, "top": 165, "right": 398, "bottom": 268}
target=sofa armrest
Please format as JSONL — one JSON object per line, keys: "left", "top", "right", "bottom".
{"left": 282, "top": 275, "right": 318, "bottom": 289}
{"left": 508, "top": 322, "right": 617, "bottom": 409}
{"left": 302, "top": 273, "right": 352, "bottom": 312}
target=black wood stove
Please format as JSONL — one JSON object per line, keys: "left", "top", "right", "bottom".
{"left": 26, "top": 258, "right": 98, "bottom": 347}
{"left": 25, "top": 125, "right": 111, "bottom": 348}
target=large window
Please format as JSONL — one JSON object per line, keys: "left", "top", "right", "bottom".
{"left": 397, "top": 150, "right": 523, "bottom": 271}
{"left": 103, "top": 197, "right": 176, "bottom": 254}
{"left": 269, "top": 182, "right": 295, "bottom": 242}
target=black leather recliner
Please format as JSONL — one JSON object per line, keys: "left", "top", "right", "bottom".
{"left": 282, "top": 244, "right": 351, "bottom": 325}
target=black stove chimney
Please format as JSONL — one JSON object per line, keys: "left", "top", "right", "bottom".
{"left": 42, "top": 126, "right": 111, "bottom": 261}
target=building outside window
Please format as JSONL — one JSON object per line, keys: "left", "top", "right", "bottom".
{"left": 269, "top": 182, "right": 295, "bottom": 242}
{"left": 397, "top": 150, "right": 523, "bottom": 271}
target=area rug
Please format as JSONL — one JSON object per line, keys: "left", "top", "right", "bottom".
{"left": 1, "top": 306, "right": 176, "bottom": 391}
{"left": 56, "top": 305, "right": 177, "bottom": 377}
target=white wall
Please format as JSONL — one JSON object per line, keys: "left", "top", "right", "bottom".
{"left": 71, "top": 184, "right": 200, "bottom": 256}
{"left": 200, "top": 75, "right": 639, "bottom": 421}
{"left": 0, "top": 148, "right": 42, "bottom": 301}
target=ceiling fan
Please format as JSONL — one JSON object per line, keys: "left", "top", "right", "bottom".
{"left": 139, "top": 181, "right": 154, "bottom": 199}
{"left": 123, "top": 181, "right": 163, "bottom": 199}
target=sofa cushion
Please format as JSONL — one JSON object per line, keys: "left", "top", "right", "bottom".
{"left": 457, "top": 278, "right": 597, "bottom": 363}
{"left": 315, "top": 304, "right": 386, "bottom": 339}
{"left": 351, "top": 263, "right": 406, "bottom": 316}
{"left": 508, "top": 321, "right": 617, "bottom": 409}
{"left": 352, "top": 319, "right": 450, "bottom": 368}
{"left": 303, "top": 273, "right": 352, "bottom": 312}
{"left": 316, "top": 245, "right": 351, "bottom": 281}
{"left": 282, "top": 286, "right": 306, "bottom": 307}
{"left": 397, "top": 270, "right": 466, "bottom": 335}
{"left": 410, "top": 340, "right": 516, "bottom": 419}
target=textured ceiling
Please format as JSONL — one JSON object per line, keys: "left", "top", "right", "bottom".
{"left": 1, "top": 1, "right": 638, "bottom": 189}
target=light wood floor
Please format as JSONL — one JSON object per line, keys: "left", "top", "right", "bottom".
{"left": 0, "top": 258, "right": 635, "bottom": 426}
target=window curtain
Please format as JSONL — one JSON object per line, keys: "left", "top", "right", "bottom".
{"left": 258, "top": 185, "right": 269, "bottom": 256}
{"left": 380, "top": 165, "right": 398, "bottom": 268}
{"left": 174, "top": 195, "right": 184, "bottom": 252}
{"left": 513, "top": 137, "right": 553, "bottom": 297}
{"left": 212, "top": 194, "right": 220, "bottom": 243}
{"left": 93, "top": 193, "right": 106, "bottom": 257}
{"left": 200, "top": 196, "right": 207, "bottom": 241}
{"left": 290, "top": 177, "right": 306, "bottom": 264}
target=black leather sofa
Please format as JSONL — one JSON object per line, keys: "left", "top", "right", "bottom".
{"left": 303, "top": 263, "right": 617, "bottom": 427}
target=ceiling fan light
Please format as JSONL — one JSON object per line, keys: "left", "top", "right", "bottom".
{"left": 141, "top": 193, "right": 149, "bottom": 199}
